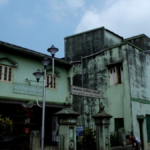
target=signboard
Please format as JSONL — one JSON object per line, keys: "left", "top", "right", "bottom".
{"left": 13, "top": 83, "right": 43, "bottom": 96}
{"left": 76, "top": 127, "right": 83, "bottom": 136}
{"left": 70, "top": 85, "right": 101, "bottom": 98}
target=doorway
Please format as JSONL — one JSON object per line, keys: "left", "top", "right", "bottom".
{"left": 138, "top": 118, "right": 144, "bottom": 150}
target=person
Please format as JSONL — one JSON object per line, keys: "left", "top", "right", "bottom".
{"left": 126, "top": 135, "right": 141, "bottom": 150}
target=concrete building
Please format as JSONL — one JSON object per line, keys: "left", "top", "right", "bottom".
{"left": 64, "top": 26, "right": 150, "bottom": 149}
{"left": 1, "top": 26, "right": 150, "bottom": 149}
{"left": 0, "top": 41, "right": 73, "bottom": 147}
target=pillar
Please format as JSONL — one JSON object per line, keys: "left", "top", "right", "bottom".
{"left": 55, "top": 103, "right": 80, "bottom": 150}
{"left": 30, "top": 131, "right": 40, "bottom": 150}
{"left": 92, "top": 102, "right": 112, "bottom": 150}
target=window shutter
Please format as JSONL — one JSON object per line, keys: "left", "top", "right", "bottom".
{"left": 146, "top": 115, "right": 150, "bottom": 141}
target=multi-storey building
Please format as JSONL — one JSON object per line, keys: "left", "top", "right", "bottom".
{"left": 64, "top": 26, "right": 150, "bottom": 149}
{"left": 0, "top": 41, "right": 73, "bottom": 142}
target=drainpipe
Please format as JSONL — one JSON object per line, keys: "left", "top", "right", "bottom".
{"left": 81, "top": 56, "right": 84, "bottom": 126}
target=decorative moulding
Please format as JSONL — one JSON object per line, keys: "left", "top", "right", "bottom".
{"left": 0, "top": 57, "right": 18, "bottom": 67}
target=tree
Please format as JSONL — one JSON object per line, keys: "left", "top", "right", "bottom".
{"left": 12, "top": 107, "right": 34, "bottom": 150}
{"left": 81, "top": 128, "right": 96, "bottom": 150}
{"left": 0, "top": 115, "right": 14, "bottom": 141}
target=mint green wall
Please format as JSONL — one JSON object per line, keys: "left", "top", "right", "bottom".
{"left": 72, "top": 44, "right": 132, "bottom": 132}
{"left": 131, "top": 101, "right": 150, "bottom": 149}
{"left": 127, "top": 46, "right": 150, "bottom": 100}
{"left": 0, "top": 50, "right": 72, "bottom": 105}
{"left": 127, "top": 45, "right": 150, "bottom": 148}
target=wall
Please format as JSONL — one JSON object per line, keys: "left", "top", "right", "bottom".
{"left": 104, "top": 30, "right": 123, "bottom": 47}
{"left": 127, "top": 46, "right": 150, "bottom": 100}
{"left": 72, "top": 44, "right": 132, "bottom": 132}
{"left": 65, "top": 28, "right": 105, "bottom": 62}
{"left": 131, "top": 101, "right": 150, "bottom": 149}
{"left": 127, "top": 45, "right": 150, "bottom": 149}
{"left": 126, "top": 35, "right": 150, "bottom": 51}
{"left": 65, "top": 27, "right": 123, "bottom": 62}
{"left": 0, "top": 48, "right": 72, "bottom": 105}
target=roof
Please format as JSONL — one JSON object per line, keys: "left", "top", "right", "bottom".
{"left": 64, "top": 26, "right": 123, "bottom": 39}
{"left": 55, "top": 107, "right": 80, "bottom": 116}
{"left": 92, "top": 112, "right": 112, "bottom": 118}
{"left": 105, "top": 28, "right": 123, "bottom": 39}
{"left": 124, "top": 34, "right": 149, "bottom": 41}
{"left": 0, "top": 41, "right": 72, "bottom": 67}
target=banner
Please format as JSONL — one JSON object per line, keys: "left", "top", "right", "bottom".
{"left": 70, "top": 85, "right": 101, "bottom": 98}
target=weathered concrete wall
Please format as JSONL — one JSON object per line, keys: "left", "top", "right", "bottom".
{"left": 131, "top": 101, "right": 150, "bottom": 149}
{"left": 125, "top": 35, "right": 150, "bottom": 51}
{"left": 65, "top": 27, "right": 150, "bottom": 149}
{"left": 127, "top": 45, "right": 150, "bottom": 149}
{"left": 72, "top": 44, "right": 132, "bottom": 132}
{"left": 127, "top": 46, "right": 150, "bottom": 100}
{"left": 65, "top": 27, "right": 122, "bottom": 62}
{"left": 65, "top": 28, "right": 105, "bottom": 62}
{"left": 105, "top": 30, "right": 123, "bottom": 47}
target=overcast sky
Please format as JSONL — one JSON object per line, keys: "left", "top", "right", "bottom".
{"left": 0, "top": 0, "right": 150, "bottom": 58}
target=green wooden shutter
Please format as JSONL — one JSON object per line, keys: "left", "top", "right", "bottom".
{"left": 146, "top": 115, "right": 150, "bottom": 141}
{"left": 115, "top": 118, "right": 124, "bottom": 131}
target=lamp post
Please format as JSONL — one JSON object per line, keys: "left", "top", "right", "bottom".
{"left": 47, "top": 45, "right": 58, "bottom": 88}
{"left": 33, "top": 45, "right": 58, "bottom": 150}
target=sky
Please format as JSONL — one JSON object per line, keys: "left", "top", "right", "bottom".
{"left": 0, "top": 0, "right": 150, "bottom": 58}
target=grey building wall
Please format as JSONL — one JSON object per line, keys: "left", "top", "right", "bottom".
{"left": 64, "top": 27, "right": 123, "bottom": 62}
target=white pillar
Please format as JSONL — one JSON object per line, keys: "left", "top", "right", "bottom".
{"left": 92, "top": 105, "right": 112, "bottom": 150}
{"left": 55, "top": 105, "right": 80, "bottom": 150}
{"left": 30, "top": 131, "right": 40, "bottom": 150}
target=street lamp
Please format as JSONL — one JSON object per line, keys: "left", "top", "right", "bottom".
{"left": 33, "top": 46, "right": 58, "bottom": 150}
{"left": 47, "top": 45, "right": 58, "bottom": 88}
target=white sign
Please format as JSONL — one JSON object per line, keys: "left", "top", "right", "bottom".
{"left": 70, "top": 85, "right": 101, "bottom": 98}
{"left": 13, "top": 83, "right": 43, "bottom": 96}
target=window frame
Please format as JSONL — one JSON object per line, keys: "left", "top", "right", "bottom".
{"left": 0, "top": 64, "right": 13, "bottom": 83}
{"left": 108, "top": 63, "right": 123, "bottom": 86}
{"left": 46, "top": 74, "right": 57, "bottom": 90}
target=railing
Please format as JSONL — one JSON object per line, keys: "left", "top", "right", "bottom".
{"left": 44, "top": 135, "right": 64, "bottom": 150}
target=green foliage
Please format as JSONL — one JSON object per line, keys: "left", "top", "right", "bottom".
{"left": 110, "top": 132, "right": 121, "bottom": 146}
{"left": 12, "top": 108, "right": 34, "bottom": 150}
{"left": 80, "top": 128, "right": 96, "bottom": 150}
{"left": 0, "top": 107, "right": 35, "bottom": 150}
{"left": 0, "top": 115, "right": 14, "bottom": 141}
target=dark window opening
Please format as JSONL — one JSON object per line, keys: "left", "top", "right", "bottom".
{"left": 115, "top": 118, "right": 124, "bottom": 132}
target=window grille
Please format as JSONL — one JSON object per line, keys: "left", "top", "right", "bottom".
{"left": 46, "top": 75, "right": 57, "bottom": 89}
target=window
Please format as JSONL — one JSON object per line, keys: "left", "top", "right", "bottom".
{"left": 46, "top": 75, "right": 57, "bottom": 89}
{"left": 109, "top": 64, "right": 123, "bottom": 85}
{"left": 115, "top": 118, "right": 124, "bottom": 131}
{"left": 0, "top": 64, "right": 13, "bottom": 82}
{"left": 146, "top": 115, "right": 150, "bottom": 141}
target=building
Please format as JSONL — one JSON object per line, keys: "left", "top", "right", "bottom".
{"left": 64, "top": 26, "right": 150, "bottom": 149}
{"left": 0, "top": 41, "right": 73, "bottom": 147}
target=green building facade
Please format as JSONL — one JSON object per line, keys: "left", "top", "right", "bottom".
{"left": 0, "top": 41, "right": 73, "bottom": 145}
{"left": 64, "top": 27, "right": 150, "bottom": 149}
{"left": 1, "top": 26, "right": 150, "bottom": 149}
